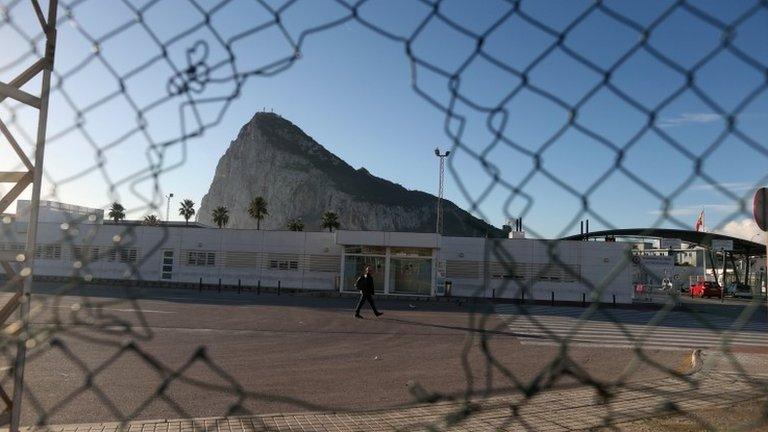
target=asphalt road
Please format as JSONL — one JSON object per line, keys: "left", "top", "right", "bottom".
{"left": 0, "top": 283, "right": 727, "bottom": 426}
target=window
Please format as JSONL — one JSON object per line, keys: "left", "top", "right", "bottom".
{"left": 344, "top": 245, "right": 386, "bottom": 255}
{"left": 35, "top": 244, "right": 61, "bottom": 260}
{"left": 119, "top": 248, "right": 137, "bottom": 263}
{"left": 390, "top": 247, "right": 432, "bottom": 257}
{"left": 108, "top": 247, "right": 137, "bottom": 263}
{"left": 268, "top": 259, "right": 299, "bottom": 271}
{"left": 90, "top": 247, "right": 100, "bottom": 262}
{"left": 187, "top": 251, "right": 215, "bottom": 266}
{"left": 161, "top": 250, "right": 174, "bottom": 280}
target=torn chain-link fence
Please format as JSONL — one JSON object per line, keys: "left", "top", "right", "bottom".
{"left": 1, "top": 0, "right": 767, "bottom": 430}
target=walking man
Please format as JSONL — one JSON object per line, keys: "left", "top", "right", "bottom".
{"left": 354, "top": 266, "right": 383, "bottom": 318}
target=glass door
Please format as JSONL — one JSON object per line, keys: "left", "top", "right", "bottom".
{"left": 389, "top": 257, "right": 433, "bottom": 295}
{"left": 343, "top": 255, "right": 385, "bottom": 293}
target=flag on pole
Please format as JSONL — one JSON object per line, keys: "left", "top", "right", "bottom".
{"left": 694, "top": 209, "right": 704, "bottom": 232}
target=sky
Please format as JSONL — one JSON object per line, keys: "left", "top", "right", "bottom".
{"left": 1, "top": 0, "right": 767, "bottom": 240}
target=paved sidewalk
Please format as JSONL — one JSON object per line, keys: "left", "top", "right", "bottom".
{"left": 10, "top": 371, "right": 767, "bottom": 432}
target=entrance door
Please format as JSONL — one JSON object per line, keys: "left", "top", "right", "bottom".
{"left": 343, "top": 255, "right": 385, "bottom": 293}
{"left": 389, "top": 257, "right": 433, "bottom": 295}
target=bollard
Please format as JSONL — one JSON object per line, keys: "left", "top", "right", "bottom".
{"left": 521, "top": 290, "right": 525, "bottom": 303}
{"left": 492, "top": 289, "right": 495, "bottom": 299}
{"left": 199, "top": 277, "right": 202, "bottom": 292}
{"left": 582, "top": 293, "right": 586, "bottom": 307}
{"left": 613, "top": 294, "right": 616, "bottom": 307}
{"left": 218, "top": 278, "right": 221, "bottom": 293}
{"left": 238, "top": 279, "right": 242, "bottom": 293}
{"left": 278, "top": 280, "right": 281, "bottom": 296}
{"left": 257, "top": 280, "right": 261, "bottom": 295}
{"left": 551, "top": 291, "right": 554, "bottom": 306}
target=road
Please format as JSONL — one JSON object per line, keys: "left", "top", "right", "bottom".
{"left": 0, "top": 283, "right": 758, "bottom": 426}
{"left": 495, "top": 303, "right": 768, "bottom": 351}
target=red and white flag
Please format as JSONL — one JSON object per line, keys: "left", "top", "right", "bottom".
{"left": 694, "top": 210, "right": 704, "bottom": 232}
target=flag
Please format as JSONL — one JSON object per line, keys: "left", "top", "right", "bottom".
{"left": 694, "top": 210, "right": 704, "bottom": 232}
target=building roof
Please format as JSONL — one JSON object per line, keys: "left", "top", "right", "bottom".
{"left": 103, "top": 220, "right": 210, "bottom": 228}
{"left": 561, "top": 228, "right": 764, "bottom": 255}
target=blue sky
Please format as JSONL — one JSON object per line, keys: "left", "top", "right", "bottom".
{"left": 1, "top": 0, "right": 767, "bottom": 239}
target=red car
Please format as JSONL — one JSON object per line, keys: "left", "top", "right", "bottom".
{"left": 690, "top": 281, "right": 722, "bottom": 299}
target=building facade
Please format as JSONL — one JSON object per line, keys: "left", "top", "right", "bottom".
{"left": 0, "top": 202, "right": 635, "bottom": 303}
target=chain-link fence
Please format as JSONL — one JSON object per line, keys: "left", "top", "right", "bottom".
{"left": 1, "top": 0, "right": 767, "bottom": 430}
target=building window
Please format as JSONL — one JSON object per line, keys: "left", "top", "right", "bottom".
{"left": 344, "top": 245, "right": 386, "bottom": 255}
{"left": 35, "top": 244, "right": 61, "bottom": 260}
{"left": 268, "top": 259, "right": 299, "bottom": 271}
{"left": 107, "top": 247, "right": 137, "bottom": 263}
{"left": 187, "top": 251, "right": 215, "bottom": 266}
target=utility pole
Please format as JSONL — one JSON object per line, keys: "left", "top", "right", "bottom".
{"left": 434, "top": 148, "right": 450, "bottom": 235}
{"left": 0, "top": 1, "right": 60, "bottom": 429}
{"left": 166, "top": 192, "right": 174, "bottom": 222}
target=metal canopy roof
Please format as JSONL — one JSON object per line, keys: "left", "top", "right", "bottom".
{"left": 561, "top": 228, "right": 765, "bottom": 256}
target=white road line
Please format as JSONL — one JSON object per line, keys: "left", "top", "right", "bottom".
{"left": 46, "top": 305, "right": 175, "bottom": 314}
{"left": 496, "top": 305, "right": 768, "bottom": 350}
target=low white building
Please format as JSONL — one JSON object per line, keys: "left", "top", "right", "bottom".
{"left": 0, "top": 202, "right": 635, "bottom": 303}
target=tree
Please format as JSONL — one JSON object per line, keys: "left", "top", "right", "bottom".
{"left": 321, "top": 211, "right": 340, "bottom": 232}
{"left": 143, "top": 215, "right": 160, "bottom": 226}
{"left": 108, "top": 202, "right": 125, "bottom": 222}
{"left": 248, "top": 196, "right": 268, "bottom": 230}
{"left": 287, "top": 218, "right": 304, "bottom": 232}
{"left": 212, "top": 206, "right": 229, "bottom": 229}
{"left": 178, "top": 199, "right": 195, "bottom": 226}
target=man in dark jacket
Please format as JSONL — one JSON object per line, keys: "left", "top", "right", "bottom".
{"left": 354, "top": 266, "right": 383, "bottom": 318}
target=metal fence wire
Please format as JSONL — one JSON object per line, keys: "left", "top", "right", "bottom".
{"left": 1, "top": 0, "right": 768, "bottom": 430}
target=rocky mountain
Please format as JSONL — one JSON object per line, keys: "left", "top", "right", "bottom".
{"left": 199, "top": 113, "right": 502, "bottom": 236}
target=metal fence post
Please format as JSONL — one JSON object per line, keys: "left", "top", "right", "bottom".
{"left": 7, "top": 2, "right": 60, "bottom": 429}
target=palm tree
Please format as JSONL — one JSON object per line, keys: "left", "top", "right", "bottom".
{"left": 108, "top": 202, "right": 125, "bottom": 222}
{"left": 287, "top": 218, "right": 304, "bottom": 232}
{"left": 248, "top": 196, "right": 268, "bottom": 230}
{"left": 143, "top": 214, "right": 160, "bottom": 226}
{"left": 212, "top": 206, "right": 229, "bottom": 228}
{"left": 321, "top": 211, "right": 340, "bottom": 232}
{"left": 178, "top": 199, "right": 195, "bottom": 226}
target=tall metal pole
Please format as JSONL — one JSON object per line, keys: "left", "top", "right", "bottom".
{"left": 165, "top": 192, "right": 174, "bottom": 222}
{"left": 434, "top": 148, "right": 450, "bottom": 235}
{"left": 9, "top": 1, "right": 59, "bottom": 429}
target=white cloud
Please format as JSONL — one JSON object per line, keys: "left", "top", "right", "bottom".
{"left": 658, "top": 113, "right": 721, "bottom": 128}
{"left": 714, "top": 218, "right": 766, "bottom": 244}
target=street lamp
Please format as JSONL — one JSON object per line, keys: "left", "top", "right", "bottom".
{"left": 165, "top": 193, "right": 174, "bottom": 222}
{"left": 434, "top": 148, "right": 450, "bottom": 235}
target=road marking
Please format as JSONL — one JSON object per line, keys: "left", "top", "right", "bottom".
{"left": 46, "top": 305, "right": 175, "bottom": 314}
{"left": 496, "top": 304, "right": 768, "bottom": 351}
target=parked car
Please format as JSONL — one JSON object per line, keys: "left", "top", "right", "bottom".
{"left": 690, "top": 281, "right": 722, "bottom": 299}
{"left": 725, "top": 282, "right": 753, "bottom": 299}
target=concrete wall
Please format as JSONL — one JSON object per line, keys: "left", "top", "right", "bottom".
{"left": 441, "top": 237, "right": 633, "bottom": 303}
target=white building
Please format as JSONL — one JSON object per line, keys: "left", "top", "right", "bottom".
{"left": 0, "top": 201, "right": 635, "bottom": 303}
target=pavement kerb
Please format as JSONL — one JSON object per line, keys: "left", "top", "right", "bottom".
{"left": 8, "top": 371, "right": 767, "bottom": 432}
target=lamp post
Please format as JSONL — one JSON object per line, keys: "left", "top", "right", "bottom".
{"left": 166, "top": 193, "right": 174, "bottom": 222}
{"left": 434, "top": 148, "right": 450, "bottom": 235}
